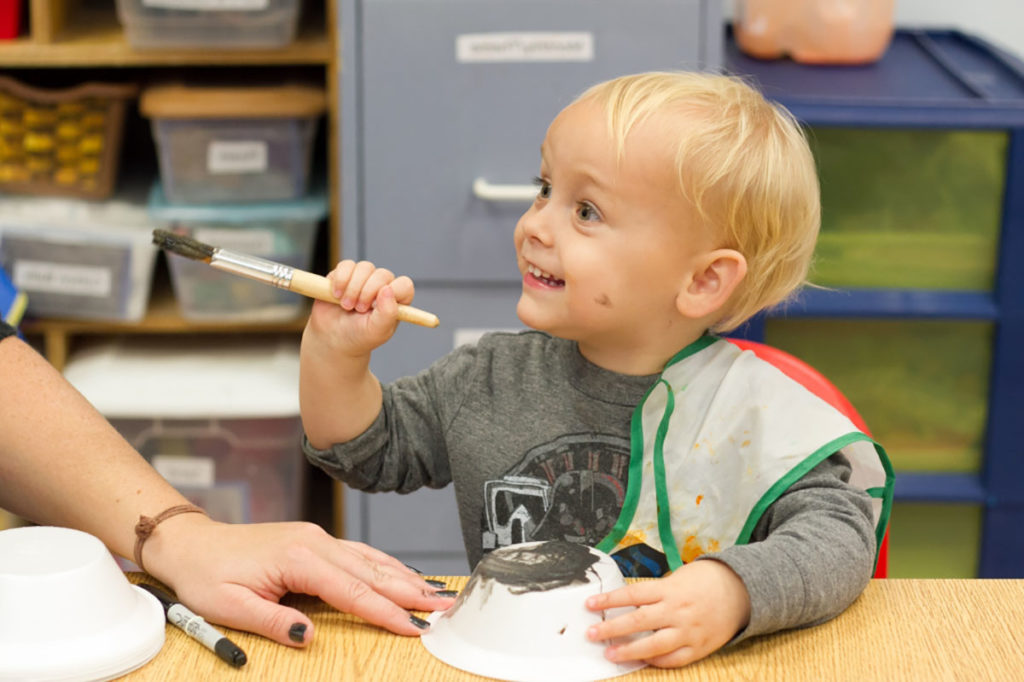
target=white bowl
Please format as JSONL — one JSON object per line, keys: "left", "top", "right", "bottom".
{"left": 421, "top": 540, "right": 647, "bottom": 681}
{"left": 0, "top": 526, "right": 165, "bottom": 682}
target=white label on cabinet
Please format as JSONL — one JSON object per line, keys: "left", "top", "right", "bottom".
{"left": 142, "top": 0, "right": 269, "bottom": 10}
{"left": 207, "top": 140, "right": 269, "bottom": 174}
{"left": 12, "top": 260, "right": 112, "bottom": 297}
{"left": 195, "top": 227, "right": 276, "bottom": 256}
{"left": 152, "top": 455, "right": 216, "bottom": 488}
{"left": 456, "top": 32, "right": 594, "bottom": 63}
{"left": 454, "top": 327, "right": 522, "bottom": 349}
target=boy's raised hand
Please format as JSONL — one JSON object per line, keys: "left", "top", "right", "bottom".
{"left": 584, "top": 559, "right": 751, "bottom": 668}
{"left": 308, "top": 260, "right": 416, "bottom": 354}
{"left": 302, "top": 260, "right": 417, "bottom": 449}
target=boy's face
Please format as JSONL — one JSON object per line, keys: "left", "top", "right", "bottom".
{"left": 513, "top": 99, "right": 716, "bottom": 371}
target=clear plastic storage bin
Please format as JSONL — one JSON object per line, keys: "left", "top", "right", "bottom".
{"left": 115, "top": 0, "right": 302, "bottom": 50}
{"left": 0, "top": 195, "right": 157, "bottom": 321}
{"left": 62, "top": 336, "right": 306, "bottom": 526}
{"left": 764, "top": 318, "right": 992, "bottom": 474}
{"left": 141, "top": 84, "right": 325, "bottom": 204}
{"left": 148, "top": 182, "right": 327, "bottom": 321}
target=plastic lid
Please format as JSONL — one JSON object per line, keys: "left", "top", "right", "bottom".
{"left": 147, "top": 182, "right": 328, "bottom": 224}
{"left": 0, "top": 526, "right": 165, "bottom": 682}
{"left": 140, "top": 84, "right": 326, "bottom": 119}
{"left": 0, "top": 193, "right": 158, "bottom": 245}
{"left": 62, "top": 336, "right": 301, "bottom": 418}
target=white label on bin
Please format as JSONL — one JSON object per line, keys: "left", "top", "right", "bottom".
{"left": 207, "top": 140, "right": 269, "bottom": 174}
{"left": 456, "top": 32, "right": 594, "bottom": 63}
{"left": 195, "top": 228, "right": 276, "bottom": 256}
{"left": 153, "top": 455, "right": 216, "bottom": 488}
{"left": 142, "top": 0, "right": 269, "bottom": 10}
{"left": 12, "top": 260, "right": 112, "bottom": 297}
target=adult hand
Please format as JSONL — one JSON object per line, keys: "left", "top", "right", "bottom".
{"left": 143, "top": 514, "right": 456, "bottom": 646}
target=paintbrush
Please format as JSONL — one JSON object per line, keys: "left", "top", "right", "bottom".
{"left": 152, "top": 229, "right": 440, "bottom": 328}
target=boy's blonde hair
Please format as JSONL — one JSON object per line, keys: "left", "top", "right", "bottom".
{"left": 576, "top": 71, "right": 820, "bottom": 332}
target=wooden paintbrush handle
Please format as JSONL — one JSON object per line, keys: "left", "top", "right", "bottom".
{"left": 289, "top": 269, "right": 440, "bottom": 328}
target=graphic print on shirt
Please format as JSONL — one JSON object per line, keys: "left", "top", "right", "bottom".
{"left": 480, "top": 432, "right": 631, "bottom": 551}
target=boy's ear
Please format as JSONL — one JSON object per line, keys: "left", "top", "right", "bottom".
{"left": 675, "top": 249, "right": 747, "bottom": 320}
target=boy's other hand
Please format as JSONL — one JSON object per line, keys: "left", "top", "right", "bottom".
{"left": 584, "top": 558, "right": 751, "bottom": 668}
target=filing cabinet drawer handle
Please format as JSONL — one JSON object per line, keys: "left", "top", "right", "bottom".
{"left": 473, "top": 177, "right": 537, "bottom": 202}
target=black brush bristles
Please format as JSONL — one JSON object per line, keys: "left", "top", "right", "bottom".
{"left": 152, "top": 229, "right": 216, "bottom": 263}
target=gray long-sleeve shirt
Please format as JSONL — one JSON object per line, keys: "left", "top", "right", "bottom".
{"left": 304, "top": 331, "right": 876, "bottom": 641}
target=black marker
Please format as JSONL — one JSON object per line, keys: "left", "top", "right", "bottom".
{"left": 139, "top": 583, "right": 247, "bottom": 667}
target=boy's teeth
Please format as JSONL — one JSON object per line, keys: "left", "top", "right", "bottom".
{"left": 529, "top": 265, "right": 554, "bottom": 279}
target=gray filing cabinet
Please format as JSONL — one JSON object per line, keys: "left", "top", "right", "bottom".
{"left": 339, "top": 0, "right": 723, "bottom": 574}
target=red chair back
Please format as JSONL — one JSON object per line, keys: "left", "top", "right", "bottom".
{"left": 728, "top": 338, "right": 889, "bottom": 578}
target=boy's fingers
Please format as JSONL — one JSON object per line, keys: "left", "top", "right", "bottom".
{"left": 389, "top": 275, "right": 416, "bottom": 304}
{"left": 587, "top": 602, "right": 663, "bottom": 641}
{"left": 600, "top": 628, "right": 685, "bottom": 665}
{"left": 586, "top": 582, "right": 658, "bottom": 610}
{"left": 370, "top": 286, "right": 400, "bottom": 329}
{"left": 340, "top": 260, "right": 377, "bottom": 309}
{"left": 328, "top": 260, "right": 357, "bottom": 298}
{"left": 644, "top": 645, "right": 704, "bottom": 670}
{"left": 360, "top": 268, "right": 395, "bottom": 311}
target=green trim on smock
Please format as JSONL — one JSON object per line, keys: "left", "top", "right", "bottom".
{"left": 595, "top": 335, "right": 716, "bottom": 555}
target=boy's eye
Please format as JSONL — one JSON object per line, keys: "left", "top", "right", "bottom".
{"left": 532, "top": 176, "right": 552, "bottom": 199}
{"left": 577, "top": 202, "right": 600, "bottom": 222}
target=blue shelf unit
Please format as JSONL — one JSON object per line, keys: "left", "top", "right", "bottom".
{"left": 726, "top": 29, "right": 1024, "bottom": 577}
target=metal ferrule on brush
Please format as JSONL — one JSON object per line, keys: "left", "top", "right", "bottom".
{"left": 210, "top": 249, "right": 295, "bottom": 289}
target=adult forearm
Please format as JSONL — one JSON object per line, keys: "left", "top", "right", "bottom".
{"left": 0, "top": 336, "right": 189, "bottom": 560}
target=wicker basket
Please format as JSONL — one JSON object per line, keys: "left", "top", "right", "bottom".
{"left": 0, "top": 77, "right": 138, "bottom": 200}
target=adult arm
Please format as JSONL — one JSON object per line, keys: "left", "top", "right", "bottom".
{"left": 0, "top": 334, "right": 453, "bottom": 645}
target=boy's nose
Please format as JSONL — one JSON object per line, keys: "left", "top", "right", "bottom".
{"left": 518, "top": 206, "right": 555, "bottom": 245}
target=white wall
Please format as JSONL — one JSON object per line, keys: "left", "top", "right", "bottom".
{"left": 724, "top": 1, "right": 1024, "bottom": 59}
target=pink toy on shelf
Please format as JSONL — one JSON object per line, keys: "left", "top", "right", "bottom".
{"left": 734, "top": 0, "right": 896, "bottom": 65}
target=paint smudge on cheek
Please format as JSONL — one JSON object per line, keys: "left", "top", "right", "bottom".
{"left": 594, "top": 293, "right": 612, "bottom": 307}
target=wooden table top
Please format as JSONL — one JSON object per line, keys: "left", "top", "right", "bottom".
{"left": 122, "top": 577, "right": 1024, "bottom": 681}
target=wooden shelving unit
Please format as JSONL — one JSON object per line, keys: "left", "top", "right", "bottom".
{"left": 1, "top": 0, "right": 341, "bottom": 534}
{"left": 21, "top": 284, "right": 310, "bottom": 371}
{"left": 2, "top": 0, "right": 340, "bottom": 372}
{"left": 1, "top": 2, "right": 332, "bottom": 67}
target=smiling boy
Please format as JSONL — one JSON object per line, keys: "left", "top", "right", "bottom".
{"left": 300, "top": 71, "right": 891, "bottom": 668}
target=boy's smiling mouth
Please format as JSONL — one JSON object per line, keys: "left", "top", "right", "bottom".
{"left": 526, "top": 263, "right": 566, "bottom": 287}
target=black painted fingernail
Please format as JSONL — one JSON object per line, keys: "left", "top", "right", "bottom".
{"left": 405, "top": 564, "right": 424, "bottom": 574}
{"left": 425, "top": 579, "right": 446, "bottom": 588}
{"left": 434, "top": 590, "right": 459, "bottom": 598}
{"left": 410, "top": 614, "right": 431, "bottom": 630}
{"left": 289, "top": 623, "right": 307, "bottom": 643}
